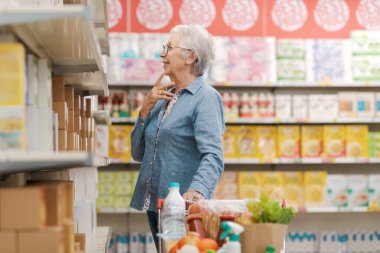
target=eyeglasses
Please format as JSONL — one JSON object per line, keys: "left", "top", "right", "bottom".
{"left": 161, "top": 44, "right": 191, "bottom": 56}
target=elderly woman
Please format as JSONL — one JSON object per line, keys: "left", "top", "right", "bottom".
{"left": 130, "top": 24, "right": 225, "bottom": 247}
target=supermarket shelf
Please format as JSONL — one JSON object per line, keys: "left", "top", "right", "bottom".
{"left": 93, "top": 110, "right": 110, "bottom": 125}
{"left": 97, "top": 208, "right": 145, "bottom": 214}
{"left": 110, "top": 117, "right": 380, "bottom": 125}
{"left": 0, "top": 5, "right": 108, "bottom": 96}
{"left": 88, "top": 226, "right": 112, "bottom": 253}
{"left": 109, "top": 157, "right": 380, "bottom": 165}
{"left": 297, "top": 207, "right": 377, "bottom": 213}
{"left": 109, "top": 81, "right": 380, "bottom": 88}
{"left": 0, "top": 152, "right": 109, "bottom": 176}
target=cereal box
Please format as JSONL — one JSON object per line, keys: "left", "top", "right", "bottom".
{"left": 346, "top": 125, "right": 368, "bottom": 158}
{"left": 108, "top": 125, "right": 133, "bottom": 162}
{"left": 223, "top": 126, "right": 239, "bottom": 158}
{"left": 256, "top": 126, "right": 277, "bottom": 161}
{"left": 347, "top": 175, "right": 369, "bottom": 207}
{"left": 214, "top": 172, "right": 238, "bottom": 199}
{"left": 323, "top": 125, "right": 346, "bottom": 158}
{"left": 326, "top": 175, "right": 348, "bottom": 208}
{"left": 277, "top": 126, "right": 300, "bottom": 158}
{"left": 304, "top": 171, "right": 327, "bottom": 208}
{"left": 260, "top": 172, "right": 284, "bottom": 201}
{"left": 301, "top": 126, "right": 323, "bottom": 158}
{"left": 237, "top": 126, "right": 256, "bottom": 158}
{"left": 238, "top": 172, "right": 262, "bottom": 199}
{"left": 283, "top": 172, "right": 304, "bottom": 209}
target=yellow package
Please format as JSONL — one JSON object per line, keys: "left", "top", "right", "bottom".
{"left": 109, "top": 125, "right": 133, "bottom": 162}
{"left": 238, "top": 172, "right": 262, "bottom": 199}
{"left": 237, "top": 126, "right": 256, "bottom": 158}
{"left": 323, "top": 125, "right": 346, "bottom": 158}
{"left": 256, "top": 126, "right": 277, "bottom": 161}
{"left": 301, "top": 125, "right": 323, "bottom": 158}
{"left": 346, "top": 125, "right": 368, "bottom": 158}
{"left": 223, "top": 126, "right": 239, "bottom": 158}
{"left": 304, "top": 171, "right": 327, "bottom": 208}
{"left": 278, "top": 126, "right": 300, "bottom": 158}
{"left": 283, "top": 172, "right": 304, "bottom": 209}
{"left": 260, "top": 172, "right": 284, "bottom": 201}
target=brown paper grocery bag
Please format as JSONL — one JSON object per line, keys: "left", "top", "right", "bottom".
{"left": 241, "top": 223, "right": 288, "bottom": 253}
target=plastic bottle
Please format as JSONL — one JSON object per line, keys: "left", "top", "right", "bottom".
{"left": 161, "top": 182, "right": 186, "bottom": 240}
{"left": 219, "top": 221, "right": 244, "bottom": 253}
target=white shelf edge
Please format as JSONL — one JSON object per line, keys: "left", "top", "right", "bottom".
{"left": 97, "top": 208, "right": 144, "bottom": 214}
{"left": 0, "top": 152, "right": 109, "bottom": 175}
{"left": 298, "top": 207, "right": 377, "bottom": 213}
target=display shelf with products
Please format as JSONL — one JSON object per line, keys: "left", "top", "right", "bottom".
{"left": 0, "top": 5, "right": 108, "bottom": 96}
{"left": 87, "top": 226, "right": 112, "bottom": 253}
{"left": 93, "top": 110, "right": 110, "bottom": 125}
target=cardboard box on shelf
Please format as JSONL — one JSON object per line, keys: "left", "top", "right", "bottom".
{"left": 69, "top": 168, "right": 86, "bottom": 203}
{"left": 74, "top": 233, "right": 86, "bottom": 252}
{"left": 261, "top": 172, "right": 284, "bottom": 201}
{"left": 256, "top": 126, "right": 277, "bottom": 161}
{"left": 19, "top": 228, "right": 64, "bottom": 253}
{"left": 301, "top": 125, "right": 323, "bottom": 158}
{"left": 87, "top": 136, "right": 94, "bottom": 152}
{"left": 0, "top": 186, "right": 47, "bottom": 230}
{"left": 74, "top": 95, "right": 80, "bottom": 116}
{"left": 63, "top": 221, "right": 75, "bottom": 253}
{"left": 65, "top": 85, "right": 74, "bottom": 110}
{"left": 108, "top": 125, "right": 133, "bottom": 162}
{"left": 0, "top": 231, "right": 17, "bottom": 253}
{"left": 80, "top": 116, "right": 86, "bottom": 137}
{"left": 338, "top": 92, "right": 357, "bottom": 118}
{"left": 74, "top": 115, "right": 81, "bottom": 133}
{"left": 347, "top": 175, "right": 369, "bottom": 208}
{"left": 223, "top": 126, "right": 238, "bottom": 158}
{"left": 304, "top": 171, "right": 327, "bottom": 208}
{"left": 59, "top": 129, "right": 67, "bottom": 151}
{"left": 80, "top": 96, "right": 85, "bottom": 116}
{"left": 292, "top": 95, "right": 308, "bottom": 119}
{"left": 85, "top": 98, "right": 92, "bottom": 118}
{"left": 81, "top": 137, "right": 87, "bottom": 151}
{"left": 237, "top": 126, "right": 256, "bottom": 158}
{"left": 52, "top": 76, "right": 65, "bottom": 102}
{"left": 283, "top": 172, "right": 304, "bottom": 209}
{"left": 326, "top": 175, "right": 348, "bottom": 208}
{"left": 368, "top": 174, "right": 380, "bottom": 209}
{"left": 67, "top": 132, "right": 75, "bottom": 151}
{"left": 277, "top": 126, "right": 300, "bottom": 158}
{"left": 346, "top": 125, "right": 369, "bottom": 158}
{"left": 53, "top": 101, "right": 68, "bottom": 130}
{"left": 85, "top": 167, "right": 98, "bottom": 200}
{"left": 68, "top": 109, "right": 74, "bottom": 133}
{"left": 323, "top": 125, "right": 346, "bottom": 158}
{"left": 238, "top": 172, "right": 262, "bottom": 199}
{"left": 356, "top": 92, "right": 375, "bottom": 118}
{"left": 275, "top": 94, "right": 292, "bottom": 119}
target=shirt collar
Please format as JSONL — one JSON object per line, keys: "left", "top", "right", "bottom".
{"left": 184, "top": 76, "right": 204, "bottom": 95}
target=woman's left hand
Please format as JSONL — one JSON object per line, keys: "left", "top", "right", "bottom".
{"left": 183, "top": 190, "right": 204, "bottom": 202}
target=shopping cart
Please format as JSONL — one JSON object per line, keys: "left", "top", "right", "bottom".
{"left": 157, "top": 198, "right": 195, "bottom": 253}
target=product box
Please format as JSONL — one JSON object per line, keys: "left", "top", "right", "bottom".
{"left": 260, "top": 172, "right": 284, "bottom": 201}
{"left": 96, "top": 195, "right": 114, "bottom": 210}
{"left": 323, "top": 125, "right": 346, "bottom": 158}
{"left": 0, "top": 186, "right": 47, "bottom": 229}
{"left": 74, "top": 95, "right": 80, "bottom": 116}
{"left": 356, "top": 92, "right": 375, "bottom": 118}
{"left": 65, "top": 85, "right": 74, "bottom": 110}
{"left": 108, "top": 125, "right": 132, "bottom": 162}
{"left": 351, "top": 30, "right": 380, "bottom": 55}
{"left": 237, "top": 126, "right": 256, "bottom": 158}
{"left": 347, "top": 175, "right": 369, "bottom": 207}
{"left": 223, "top": 126, "right": 239, "bottom": 158}
{"left": 301, "top": 125, "right": 323, "bottom": 158}
{"left": 346, "top": 125, "right": 369, "bottom": 158}
{"left": 275, "top": 94, "right": 292, "bottom": 119}
{"left": 98, "top": 171, "right": 115, "bottom": 183}
{"left": 63, "top": 221, "right": 75, "bottom": 253}
{"left": 99, "top": 183, "right": 115, "bottom": 196}
{"left": 0, "top": 107, "right": 26, "bottom": 152}
{"left": 19, "top": 228, "right": 65, "bottom": 253}
{"left": 238, "top": 172, "right": 262, "bottom": 199}
{"left": 352, "top": 56, "right": 380, "bottom": 82}
{"left": 69, "top": 168, "right": 86, "bottom": 202}
{"left": 85, "top": 98, "right": 92, "bottom": 118}
{"left": 368, "top": 175, "right": 380, "bottom": 208}
{"left": 67, "top": 132, "right": 75, "bottom": 151}
{"left": 74, "top": 114, "right": 81, "bottom": 133}
{"left": 256, "top": 126, "right": 277, "bottom": 161}
{"left": 53, "top": 101, "right": 68, "bottom": 130}
{"left": 80, "top": 116, "right": 86, "bottom": 137}
{"left": 68, "top": 109, "right": 74, "bottom": 133}
{"left": 277, "top": 39, "right": 306, "bottom": 82}
{"left": 308, "top": 95, "right": 324, "bottom": 120}
{"left": 304, "top": 171, "right": 327, "bottom": 208}
{"left": 75, "top": 233, "right": 86, "bottom": 252}
{"left": 292, "top": 95, "right": 308, "bottom": 119}
{"left": 52, "top": 76, "right": 65, "bottom": 102}
{"left": 368, "top": 132, "right": 380, "bottom": 158}
{"left": 277, "top": 126, "right": 300, "bottom": 158}
{"left": 376, "top": 92, "right": 380, "bottom": 117}
{"left": 283, "top": 172, "right": 304, "bottom": 209}
{"left": 59, "top": 129, "right": 67, "bottom": 151}
{"left": 95, "top": 125, "right": 109, "bottom": 157}
{"left": 326, "top": 175, "right": 348, "bottom": 208}
{"left": 214, "top": 171, "right": 238, "bottom": 199}
{"left": 0, "top": 231, "right": 17, "bottom": 253}
{"left": 338, "top": 92, "right": 357, "bottom": 118}
{"left": 114, "top": 196, "right": 130, "bottom": 209}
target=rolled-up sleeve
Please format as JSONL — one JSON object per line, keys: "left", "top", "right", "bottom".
{"left": 189, "top": 91, "right": 225, "bottom": 198}
{"left": 131, "top": 116, "right": 149, "bottom": 162}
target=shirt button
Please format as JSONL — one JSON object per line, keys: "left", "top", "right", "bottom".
{"left": 150, "top": 162, "right": 153, "bottom": 165}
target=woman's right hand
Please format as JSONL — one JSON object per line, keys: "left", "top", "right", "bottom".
{"left": 139, "top": 73, "right": 175, "bottom": 119}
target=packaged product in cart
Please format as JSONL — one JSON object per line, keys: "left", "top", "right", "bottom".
{"left": 326, "top": 175, "right": 348, "bottom": 208}
{"left": 368, "top": 175, "right": 380, "bottom": 209}
{"left": 277, "top": 126, "right": 300, "bottom": 158}
{"left": 256, "top": 126, "right": 277, "bottom": 161}
{"left": 283, "top": 172, "right": 304, "bottom": 209}
{"left": 223, "top": 126, "right": 239, "bottom": 158}
{"left": 237, "top": 125, "right": 256, "bottom": 158}
{"left": 323, "top": 125, "right": 346, "bottom": 158}
{"left": 304, "top": 171, "right": 327, "bottom": 208}
{"left": 108, "top": 125, "right": 133, "bottom": 162}
{"left": 347, "top": 175, "right": 369, "bottom": 207}
{"left": 301, "top": 125, "right": 323, "bottom": 158}
{"left": 346, "top": 125, "right": 368, "bottom": 158}
{"left": 238, "top": 172, "right": 262, "bottom": 199}
{"left": 261, "top": 172, "right": 284, "bottom": 201}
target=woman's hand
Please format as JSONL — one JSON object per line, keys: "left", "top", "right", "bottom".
{"left": 183, "top": 190, "right": 204, "bottom": 202}
{"left": 139, "top": 73, "right": 174, "bottom": 118}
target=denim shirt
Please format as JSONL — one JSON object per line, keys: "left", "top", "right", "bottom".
{"left": 130, "top": 76, "right": 225, "bottom": 212}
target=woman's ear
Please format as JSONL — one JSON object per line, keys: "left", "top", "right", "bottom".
{"left": 185, "top": 51, "right": 197, "bottom": 65}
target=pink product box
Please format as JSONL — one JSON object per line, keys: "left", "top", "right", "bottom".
{"left": 122, "top": 59, "right": 162, "bottom": 81}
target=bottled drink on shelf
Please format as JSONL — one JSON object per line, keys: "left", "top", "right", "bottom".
{"left": 161, "top": 182, "right": 186, "bottom": 240}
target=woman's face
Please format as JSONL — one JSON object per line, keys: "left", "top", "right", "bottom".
{"left": 160, "top": 33, "right": 188, "bottom": 77}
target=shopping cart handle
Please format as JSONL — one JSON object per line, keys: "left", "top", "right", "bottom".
{"left": 157, "top": 198, "right": 165, "bottom": 210}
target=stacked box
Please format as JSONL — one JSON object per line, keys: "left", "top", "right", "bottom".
{"left": 238, "top": 172, "right": 262, "bottom": 199}
{"left": 304, "top": 171, "right": 327, "bottom": 208}
{"left": 368, "top": 132, "right": 380, "bottom": 158}
{"left": 108, "top": 125, "right": 133, "bottom": 162}
{"left": 214, "top": 172, "right": 238, "bottom": 199}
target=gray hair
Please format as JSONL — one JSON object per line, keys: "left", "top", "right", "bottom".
{"left": 171, "top": 24, "right": 215, "bottom": 76}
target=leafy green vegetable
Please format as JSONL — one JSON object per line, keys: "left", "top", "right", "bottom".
{"left": 247, "top": 192, "right": 296, "bottom": 224}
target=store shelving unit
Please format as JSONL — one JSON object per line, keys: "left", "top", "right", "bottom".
{"left": 87, "top": 226, "right": 112, "bottom": 253}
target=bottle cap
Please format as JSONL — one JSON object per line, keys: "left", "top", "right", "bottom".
{"left": 266, "top": 246, "right": 276, "bottom": 253}
{"left": 168, "top": 182, "right": 180, "bottom": 188}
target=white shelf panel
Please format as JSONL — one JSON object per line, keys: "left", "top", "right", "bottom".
{"left": 88, "top": 226, "right": 111, "bottom": 253}
{"left": 0, "top": 152, "right": 109, "bottom": 175}
{"left": 298, "top": 207, "right": 374, "bottom": 213}
{"left": 0, "top": 5, "right": 108, "bottom": 95}
{"left": 97, "top": 208, "right": 145, "bottom": 214}
{"left": 110, "top": 117, "right": 380, "bottom": 125}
